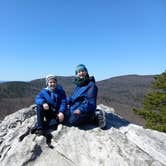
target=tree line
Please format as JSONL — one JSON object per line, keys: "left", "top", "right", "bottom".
{"left": 133, "top": 70, "right": 166, "bottom": 132}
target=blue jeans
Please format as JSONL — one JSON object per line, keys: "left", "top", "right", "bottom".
{"left": 36, "top": 105, "right": 58, "bottom": 129}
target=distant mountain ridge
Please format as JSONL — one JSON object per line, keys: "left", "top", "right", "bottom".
{"left": 97, "top": 75, "right": 155, "bottom": 124}
{"left": 0, "top": 75, "right": 155, "bottom": 125}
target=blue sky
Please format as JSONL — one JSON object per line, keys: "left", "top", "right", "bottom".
{"left": 0, "top": 0, "right": 165, "bottom": 81}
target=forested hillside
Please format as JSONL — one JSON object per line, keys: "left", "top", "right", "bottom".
{"left": 0, "top": 75, "right": 154, "bottom": 125}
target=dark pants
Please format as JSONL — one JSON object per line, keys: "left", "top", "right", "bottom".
{"left": 64, "top": 109, "right": 94, "bottom": 127}
{"left": 36, "top": 105, "right": 58, "bottom": 129}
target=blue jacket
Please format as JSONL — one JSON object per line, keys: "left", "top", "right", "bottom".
{"left": 68, "top": 77, "right": 98, "bottom": 114}
{"left": 35, "top": 85, "right": 67, "bottom": 113}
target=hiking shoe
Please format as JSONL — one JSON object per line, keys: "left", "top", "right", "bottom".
{"left": 35, "top": 129, "right": 44, "bottom": 136}
{"left": 95, "top": 109, "right": 106, "bottom": 129}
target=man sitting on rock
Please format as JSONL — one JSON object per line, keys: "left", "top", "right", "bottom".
{"left": 35, "top": 75, "right": 67, "bottom": 136}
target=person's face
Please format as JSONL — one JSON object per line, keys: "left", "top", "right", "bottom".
{"left": 77, "top": 70, "right": 87, "bottom": 78}
{"left": 48, "top": 79, "right": 57, "bottom": 90}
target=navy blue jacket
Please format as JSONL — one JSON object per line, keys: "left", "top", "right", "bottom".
{"left": 35, "top": 85, "right": 67, "bottom": 113}
{"left": 68, "top": 77, "right": 98, "bottom": 114}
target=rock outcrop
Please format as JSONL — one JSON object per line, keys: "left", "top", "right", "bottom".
{"left": 0, "top": 104, "right": 166, "bottom": 166}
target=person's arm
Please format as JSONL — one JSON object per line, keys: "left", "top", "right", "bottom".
{"left": 67, "top": 96, "right": 73, "bottom": 105}
{"left": 78, "top": 84, "right": 98, "bottom": 113}
{"left": 59, "top": 88, "right": 67, "bottom": 114}
{"left": 57, "top": 88, "right": 67, "bottom": 122}
{"left": 67, "top": 86, "right": 77, "bottom": 105}
{"left": 35, "top": 90, "right": 46, "bottom": 106}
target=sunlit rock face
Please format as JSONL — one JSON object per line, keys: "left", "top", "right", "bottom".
{"left": 0, "top": 104, "right": 166, "bottom": 166}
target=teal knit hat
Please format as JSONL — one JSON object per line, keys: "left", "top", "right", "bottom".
{"left": 75, "top": 64, "right": 88, "bottom": 75}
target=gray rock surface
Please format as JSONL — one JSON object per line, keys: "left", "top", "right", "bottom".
{"left": 0, "top": 104, "right": 166, "bottom": 166}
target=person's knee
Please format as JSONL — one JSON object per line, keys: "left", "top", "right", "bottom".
{"left": 36, "top": 105, "right": 43, "bottom": 112}
{"left": 69, "top": 115, "right": 79, "bottom": 126}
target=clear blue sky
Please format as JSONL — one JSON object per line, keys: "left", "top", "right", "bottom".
{"left": 0, "top": 0, "right": 165, "bottom": 81}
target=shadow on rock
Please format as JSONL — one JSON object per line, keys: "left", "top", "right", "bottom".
{"left": 19, "top": 125, "right": 56, "bottom": 149}
{"left": 105, "top": 112, "right": 130, "bottom": 130}
{"left": 31, "top": 144, "right": 42, "bottom": 160}
{"left": 78, "top": 123, "right": 98, "bottom": 130}
{"left": 78, "top": 112, "right": 130, "bottom": 131}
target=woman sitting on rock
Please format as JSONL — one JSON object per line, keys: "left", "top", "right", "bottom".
{"left": 67, "top": 64, "right": 106, "bottom": 128}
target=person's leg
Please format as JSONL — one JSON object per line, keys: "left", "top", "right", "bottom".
{"left": 44, "top": 109, "right": 59, "bottom": 128}
{"left": 62, "top": 109, "right": 70, "bottom": 126}
{"left": 36, "top": 105, "right": 45, "bottom": 129}
{"left": 68, "top": 113, "right": 91, "bottom": 126}
{"left": 36, "top": 105, "right": 45, "bottom": 135}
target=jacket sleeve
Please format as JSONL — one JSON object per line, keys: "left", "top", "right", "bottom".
{"left": 67, "top": 86, "right": 77, "bottom": 105}
{"left": 78, "top": 83, "right": 98, "bottom": 113}
{"left": 67, "top": 96, "right": 73, "bottom": 105}
{"left": 35, "top": 90, "right": 46, "bottom": 106}
{"left": 59, "top": 88, "right": 67, "bottom": 113}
